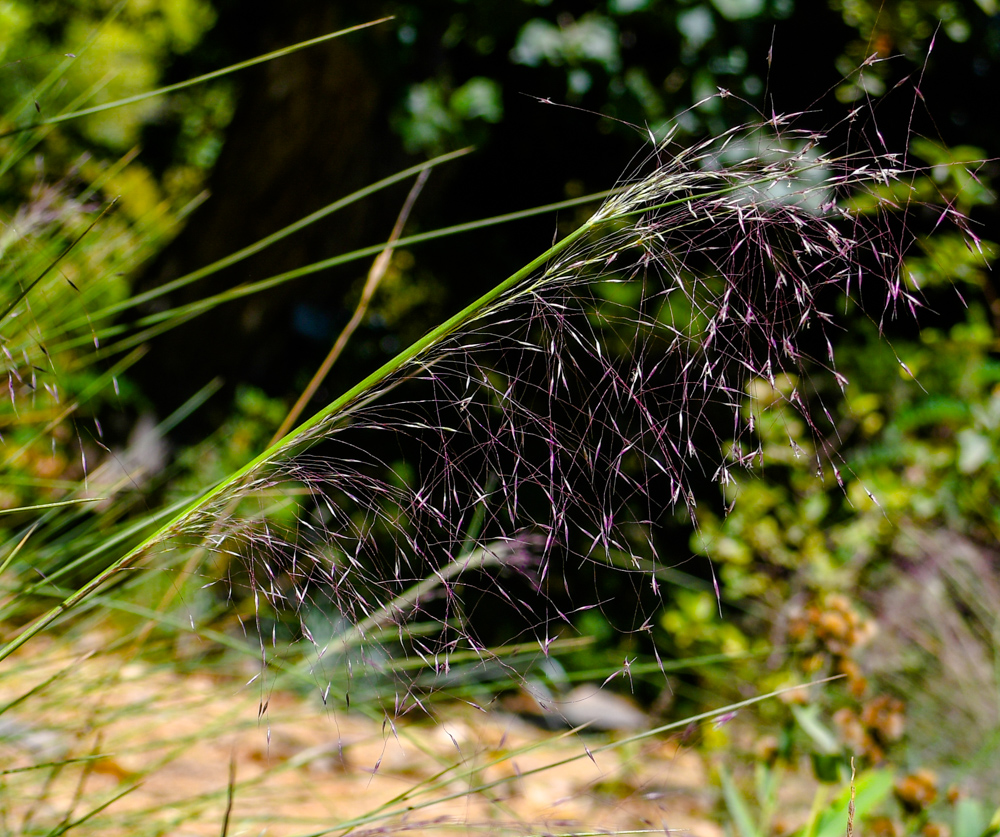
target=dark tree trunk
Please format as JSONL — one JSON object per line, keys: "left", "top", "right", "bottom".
{"left": 136, "top": 3, "right": 412, "bottom": 426}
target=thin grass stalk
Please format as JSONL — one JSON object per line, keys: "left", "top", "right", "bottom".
{"left": 271, "top": 167, "right": 431, "bottom": 442}
{"left": 330, "top": 539, "right": 529, "bottom": 649}
{"left": 0, "top": 19, "right": 394, "bottom": 140}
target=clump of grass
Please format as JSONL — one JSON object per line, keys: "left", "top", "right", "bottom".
{"left": 6, "top": 98, "right": 968, "bottom": 684}
{"left": 0, "top": 18, "right": 984, "bottom": 836}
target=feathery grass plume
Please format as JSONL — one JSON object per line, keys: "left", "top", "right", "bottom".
{"left": 0, "top": 98, "right": 972, "bottom": 705}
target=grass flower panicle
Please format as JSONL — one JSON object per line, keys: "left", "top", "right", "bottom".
{"left": 93, "top": 102, "right": 968, "bottom": 705}
{"left": 0, "top": 49, "right": 976, "bottom": 707}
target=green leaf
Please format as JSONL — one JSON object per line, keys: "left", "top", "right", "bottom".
{"left": 719, "top": 765, "right": 761, "bottom": 837}
{"left": 955, "top": 798, "right": 989, "bottom": 837}
{"left": 791, "top": 704, "right": 841, "bottom": 755}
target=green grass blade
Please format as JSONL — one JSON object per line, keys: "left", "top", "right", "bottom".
{"left": 64, "top": 147, "right": 475, "bottom": 330}
{"left": 0, "top": 19, "right": 394, "bottom": 140}
{"left": 54, "top": 189, "right": 610, "bottom": 358}
{"left": 0, "top": 499, "right": 102, "bottom": 517}
{"left": 719, "top": 765, "right": 762, "bottom": 837}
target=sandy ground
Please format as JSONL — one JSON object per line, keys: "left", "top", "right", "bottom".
{"left": 0, "top": 635, "right": 724, "bottom": 837}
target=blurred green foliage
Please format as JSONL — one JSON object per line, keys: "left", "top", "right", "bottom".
{"left": 0, "top": 5, "right": 214, "bottom": 560}
{"left": 0, "top": 0, "right": 228, "bottom": 225}
{"left": 1, "top": 0, "right": 215, "bottom": 147}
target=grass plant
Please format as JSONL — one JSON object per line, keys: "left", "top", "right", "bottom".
{"left": 1, "top": 15, "right": 993, "bottom": 837}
